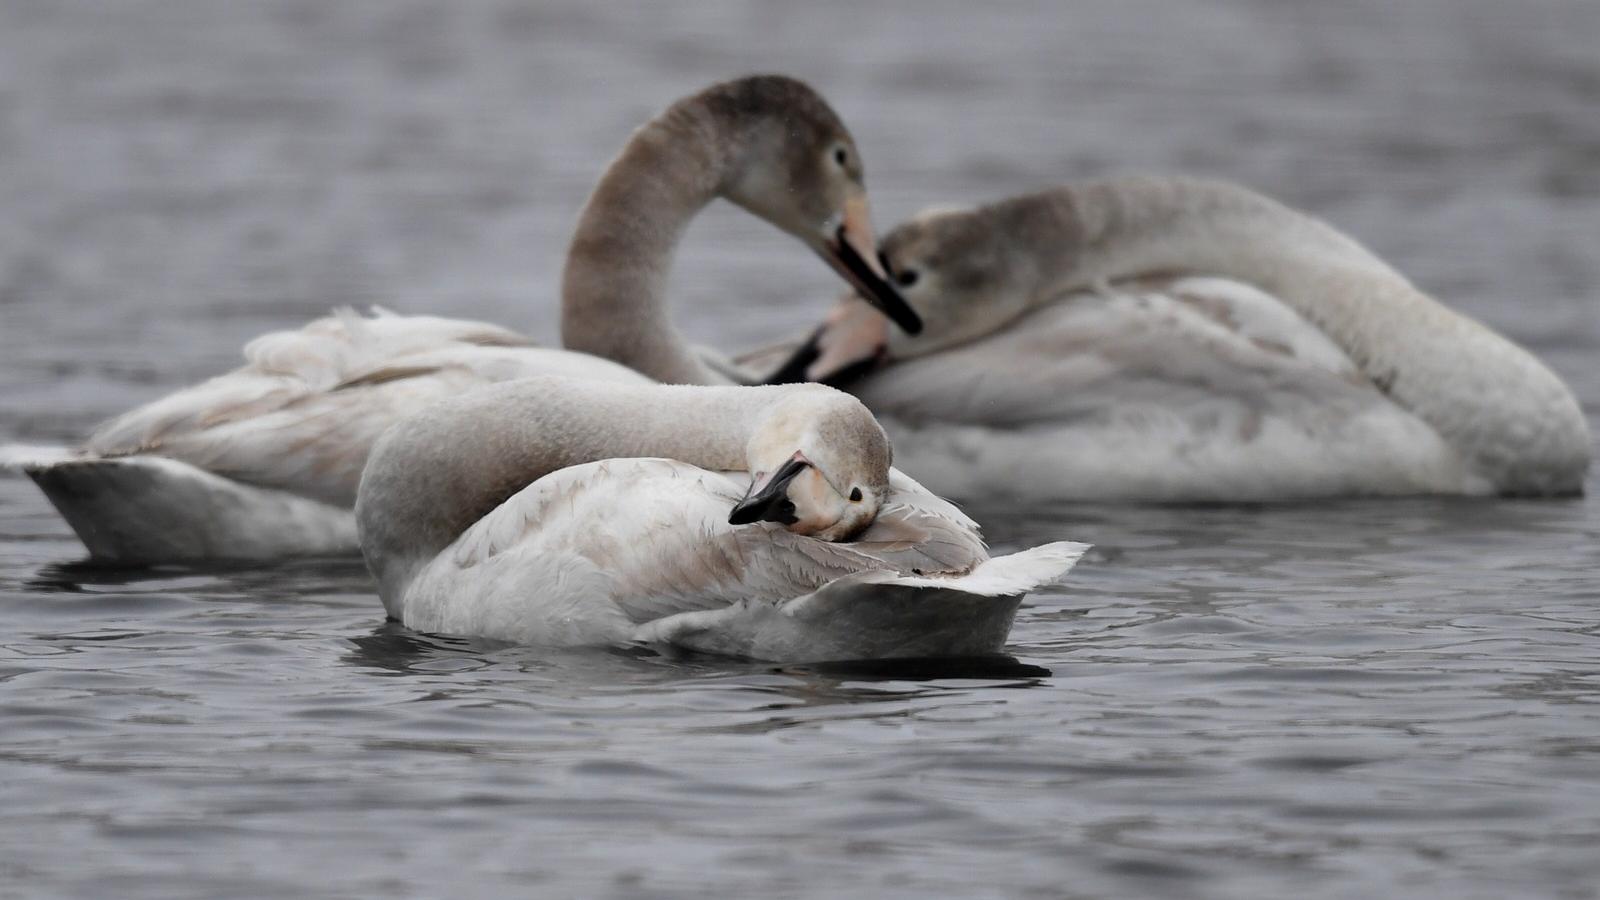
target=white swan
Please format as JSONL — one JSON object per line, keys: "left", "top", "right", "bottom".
{"left": 3, "top": 75, "right": 917, "bottom": 563}
{"left": 355, "top": 377, "right": 1085, "bottom": 661}
{"left": 760, "top": 176, "right": 1590, "bottom": 501}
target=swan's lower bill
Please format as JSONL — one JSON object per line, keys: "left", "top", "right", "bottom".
{"left": 814, "top": 194, "right": 923, "bottom": 336}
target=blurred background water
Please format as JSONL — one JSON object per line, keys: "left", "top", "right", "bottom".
{"left": 1, "top": 1, "right": 1597, "bottom": 897}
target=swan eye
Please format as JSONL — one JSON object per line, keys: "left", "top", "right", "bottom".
{"left": 880, "top": 254, "right": 919, "bottom": 288}
{"left": 849, "top": 487, "right": 863, "bottom": 502}
{"left": 833, "top": 147, "right": 849, "bottom": 167}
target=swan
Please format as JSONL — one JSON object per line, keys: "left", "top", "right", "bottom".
{"left": 2, "top": 75, "right": 918, "bottom": 563}
{"left": 760, "top": 176, "right": 1590, "bottom": 501}
{"left": 355, "top": 377, "right": 1085, "bottom": 661}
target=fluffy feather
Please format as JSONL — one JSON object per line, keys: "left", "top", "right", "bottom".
{"left": 861, "top": 276, "right": 1489, "bottom": 501}
{"left": 9, "top": 309, "right": 648, "bottom": 561}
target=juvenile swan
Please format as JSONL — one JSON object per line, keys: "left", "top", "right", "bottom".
{"left": 4, "top": 75, "right": 917, "bottom": 563}
{"left": 766, "top": 176, "right": 1590, "bottom": 501}
{"left": 355, "top": 378, "right": 1085, "bottom": 661}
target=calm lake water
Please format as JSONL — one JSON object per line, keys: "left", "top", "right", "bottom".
{"left": 2, "top": 1, "right": 1598, "bottom": 897}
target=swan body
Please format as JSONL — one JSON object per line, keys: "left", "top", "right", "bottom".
{"left": 852, "top": 276, "right": 1483, "bottom": 501}
{"left": 402, "top": 458, "right": 1085, "bottom": 660}
{"left": 772, "top": 176, "right": 1589, "bottom": 501}
{"left": 357, "top": 378, "right": 1085, "bottom": 661}
{"left": 8, "top": 75, "right": 913, "bottom": 563}
{"left": 6, "top": 445, "right": 357, "bottom": 561}
{"left": 4, "top": 309, "right": 647, "bottom": 561}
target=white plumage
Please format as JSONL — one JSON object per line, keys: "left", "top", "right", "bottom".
{"left": 392, "top": 458, "right": 1085, "bottom": 660}
{"left": 6, "top": 75, "right": 916, "bottom": 563}
{"left": 4, "top": 309, "right": 647, "bottom": 561}
{"left": 353, "top": 379, "right": 1085, "bottom": 661}
{"left": 769, "top": 177, "right": 1589, "bottom": 500}
{"left": 855, "top": 276, "right": 1486, "bottom": 501}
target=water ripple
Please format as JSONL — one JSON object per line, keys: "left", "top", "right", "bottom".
{"left": 3, "top": 1, "right": 1600, "bottom": 898}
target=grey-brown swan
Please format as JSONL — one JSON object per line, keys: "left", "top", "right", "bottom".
{"left": 762, "top": 176, "right": 1589, "bottom": 501}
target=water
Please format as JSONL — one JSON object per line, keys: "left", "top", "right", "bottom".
{"left": 2, "top": 1, "right": 1598, "bottom": 897}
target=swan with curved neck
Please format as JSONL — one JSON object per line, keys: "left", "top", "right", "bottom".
{"left": 355, "top": 377, "right": 1085, "bottom": 660}
{"left": 768, "top": 176, "right": 1589, "bottom": 499}
{"left": 562, "top": 75, "right": 920, "bottom": 385}
{"left": 7, "top": 75, "right": 916, "bottom": 563}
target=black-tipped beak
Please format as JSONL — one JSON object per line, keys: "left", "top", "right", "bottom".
{"left": 761, "top": 326, "right": 885, "bottom": 389}
{"left": 821, "top": 227, "right": 923, "bottom": 336}
{"left": 728, "top": 457, "right": 811, "bottom": 526}
{"left": 762, "top": 327, "right": 824, "bottom": 385}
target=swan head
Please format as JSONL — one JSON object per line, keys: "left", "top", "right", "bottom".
{"left": 698, "top": 75, "right": 923, "bottom": 336}
{"left": 729, "top": 386, "right": 892, "bottom": 542}
{"left": 762, "top": 203, "right": 1036, "bottom": 386}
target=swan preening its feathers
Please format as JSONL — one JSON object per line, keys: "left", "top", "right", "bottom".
{"left": 7, "top": 75, "right": 1586, "bottom": 660}
{"left": 356, "top": 378, "right": 1085, "bottom": 660}
{"left": 767, "top": 176, "right": 1590, "bottom": 501}
{"left": 2, "top": 74, "right": 1079, "bottom": 661}
{"left": 7, "top": 75, "right": 915, "bottom": 564}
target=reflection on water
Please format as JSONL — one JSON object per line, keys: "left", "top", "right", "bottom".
{"left": 774, "top": 656, "right": 1053, "bottom": 681}
{"left": 2, "top": 0, "right": 1599, "bottom": 897}
{"left": 344, "top": 621, "right": 508, "bottom": 676}
{"left": 344, "top": 623, "right": 1051, "bottom": 699}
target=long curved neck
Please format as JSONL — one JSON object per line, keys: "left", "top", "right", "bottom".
{"left": 1010, "top": 176, "right": 1589, "bottom": 493}
{"left": 560, "top": 105, "right": 734, "bottom": 385}
{"left": 355, "top": 379, "right": 811, "bottom": 602}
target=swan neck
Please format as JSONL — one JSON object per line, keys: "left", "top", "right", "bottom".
{"left": 561, "top": 107, "right": 733, "bottom": 385}
{"left": 355, "top": 381, "right": 825, "bottom": 603}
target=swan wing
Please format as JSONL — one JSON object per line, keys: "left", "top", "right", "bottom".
{"left": 862, "top": 275, "right": 1377, "bottom": 428}
{"left": 400, "top": 459, "right": 1013, "bottom": 652}
{"left": 633, "top": 541, "right": 1089, "bottom": 661}
{"left": 415, "top": 460, "right": 895, "bottom": 637}
{"left": 862, "top": 277, "right": 1474, "bottom": 499}
{"left": 83, "top": 309, "right": 648, "bottom": 506}
{"left": 87, "top": 308, "right": 529, "bottom": 452}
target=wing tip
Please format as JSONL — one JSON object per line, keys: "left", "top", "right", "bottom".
{"left": 980, "top": 540, "right": 1092, "bottom": 593}
{"left": 840, "top": 539, "right": 1090, "bottom": 597}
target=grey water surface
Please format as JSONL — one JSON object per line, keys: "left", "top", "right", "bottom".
{"left": 2, "top": 2, "right": 1598, "bottom": 898}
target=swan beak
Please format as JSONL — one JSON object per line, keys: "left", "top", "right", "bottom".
{"left": 729, "top": 456, "right": 811, "bottom": 526}
{"left": 762, "top": 297, "right": 889, "bottom": 388}
{"left": 819, "top": 196, "right": 923, "bottom": 336}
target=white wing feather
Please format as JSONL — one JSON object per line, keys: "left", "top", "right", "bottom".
{"left": 81, "top": 309, "right": 649, "bottom": 506}
{"left": 860, "top": 277, "right": 1480, "bottom": 500}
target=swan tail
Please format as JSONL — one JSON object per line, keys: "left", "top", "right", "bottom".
{"left": 17, "top": 453, "right": 357, "bottom": 564}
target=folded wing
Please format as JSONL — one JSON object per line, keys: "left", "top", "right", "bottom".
{"left": 82, "top": 308, "right": 648, "bottom": 506}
